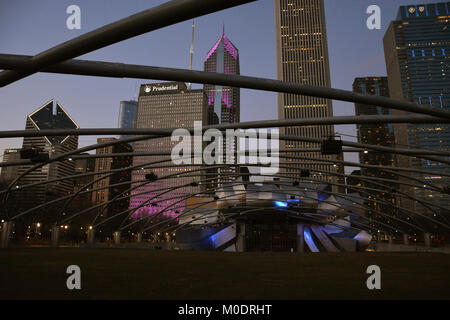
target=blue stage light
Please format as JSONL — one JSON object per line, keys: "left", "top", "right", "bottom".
{"left": 273, "top": 201, "right": 288, "bottom": 207}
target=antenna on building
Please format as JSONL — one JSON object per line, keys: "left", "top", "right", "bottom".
{"left": 188, "top": 20, "right": 195, "bottom": 90}
{"left": 52, "top": 99, "right": 57, "bottom": 115}
{"left": 133, "top": 80, "right": 139, "bottom": 101}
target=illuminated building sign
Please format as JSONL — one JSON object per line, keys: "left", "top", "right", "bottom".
{"left": 140, "top": 82, "right": 186, "bottom": 95}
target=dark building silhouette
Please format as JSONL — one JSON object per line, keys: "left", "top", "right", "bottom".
{"left": 353, "top": 77, "right": 398, "bottom": 226}
{"left": 72, "top": 154, "right": 96, "bottom": 209}
{"left": 0, "top": 100, "right": 80, "bottom": 241}
{"left": 91, "top": 138, "right": 132, "bottom": 232}
{"left": 0, "top": 149, "right": 21, "bottom": 181}
{"left": 16, "top": 100, "right": 79, "bottom": 222}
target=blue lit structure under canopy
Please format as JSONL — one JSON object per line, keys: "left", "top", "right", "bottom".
{"left": 176, "top": 170, "right": 372, "bottom": 252}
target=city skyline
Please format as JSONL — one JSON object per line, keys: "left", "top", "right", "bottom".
{"left": 0, "top": 0, "right": 442, "bottom": 173}
{"left": 1, "top": 1, "right": 450, "bottom": 301}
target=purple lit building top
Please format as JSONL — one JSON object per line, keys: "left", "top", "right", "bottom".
{"left": 205, "top": 34, "right": 239, "bottom": 61}
{"left": 203, "top": 28, "right": 241, "bottom": 184}
{"left": 203, "top": 27, "right": 240, "bottom": 125}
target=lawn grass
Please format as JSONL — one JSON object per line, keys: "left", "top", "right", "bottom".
{"left": 1, "top": 248, "right": 449, "bottom": 299}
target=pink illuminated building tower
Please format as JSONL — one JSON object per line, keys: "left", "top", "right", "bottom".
{"left": 204, "top": 26, "right": 240, "bottom": 125}
{"left": 130, "top": 82, "right": 208, "bottom": 220}
{"left": 203, "top": 27, "right": 240, "bottom": 183}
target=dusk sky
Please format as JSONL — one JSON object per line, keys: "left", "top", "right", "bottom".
{"left": 0, "top": 0, "right": 440, "bottom": 172}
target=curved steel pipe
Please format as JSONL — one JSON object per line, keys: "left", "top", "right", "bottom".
{"left": 1, "top": 53, "right": 450, "bottom": 120}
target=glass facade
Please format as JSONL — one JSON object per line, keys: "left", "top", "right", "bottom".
{"left": 383, "top": 2, "right": 450, "bottom": 216}
{"left": 118, "top": 100, "right": 137, "bottom": 143}
{"left": 29, "top": 100, "right": 78, "bottom": 145}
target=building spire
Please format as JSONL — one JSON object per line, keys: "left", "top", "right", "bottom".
{"left": 188, "top": 20, "right": 195, "bottom": 90}
{"left": 222, "top": 23, "right": 225, "bottom": 37}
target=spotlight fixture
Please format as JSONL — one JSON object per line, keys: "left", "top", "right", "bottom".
{"left": 20, "top": 147, "right": 49, "bottom": 162}
{"left": 145, "top": 172, "right": 158, "bottom": 181}
{"left": 443, "top": 185, "right": 450, "bottom": 195}
{"left": 300, "top": 170, "right": 310, "bottom": 178}
{"left": 321, "top": 137, "right": 343, "bottom": 155}
{"left": 20, "top": 147, "right": 40, "bottom": 159}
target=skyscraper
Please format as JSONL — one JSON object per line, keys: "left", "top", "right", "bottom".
{"left": 353, "top": 77, "right": 395, "bottom": 168}
{"left": 353, "top": 77, "right": 397, "bottom": 225}
{"left": 71, "top": 154, "right": 96, "bottom": 220}
{"left": 274, "top": 0, "right": 337, "bottom": 184}
{"left": 118, "top": 100, "right": 137, "bottom": 142}
{"left": 91, "top": 138, "right": 132, "bottom": 227}
{"left": 383, "top": 2, "right": 449, "bottom": 215}
{"left": 203, "top": 27, "right": 240, "bottom": 126}
{"left": 0, "top": 149, "right": 21, "bottom": 181}
{"left": 130, "top": 82, "right": 208, "bottom": 219}
{"left": 204, "top": 28, "right": 240, "bottom": 182}
{"left": 16, "top": 99, "right": 79, "bottom": 220}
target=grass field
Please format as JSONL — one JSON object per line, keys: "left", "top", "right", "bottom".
{"left": 1, "top": 248, "right": 449, "bottom": 299}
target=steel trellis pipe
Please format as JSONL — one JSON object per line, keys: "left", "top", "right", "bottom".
{"left": 2, "top": 131, "right": 448, "bottom": 231}
{"left": 97, "top": 169, "right": 449, "bottom": 232}
{"left": 2, "top": 149, "right": 449, "bottom": 181}
{"left": 59, "top": 164, "right": 230, "bottom": 225}
{"left": 57, "top": 154, "right": 203, "bottom": 222}
{"left": 1, "top": 134, "right": 167, "bottom": 218}
{"left": 11, "top": 166, "right": 438, "bottom": 234}
{"left": 2, "top": 150, "right": 449, "bottom": 195}
{"left": 4, "top": 151, "right": 447, "bottom": 214}
{"left": 0, "top": 115, "right": 449, "bottom": 140}
{"left": 134, "top": 182, "right": 417, "bottom": 235}
{"left": 2, "top": 121, "right": 450, "bottom": 186}
{"left": 0, "top": 0, "right": 257, "bottom": 87}
{"left": 3, "top": 154, "right": 448, "bottom": 222}
{"left": 113, "top": 168, "right": 446, "bottom": 233}
{"left": 1, "top": 53, "right": 450, "bottom": 120}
